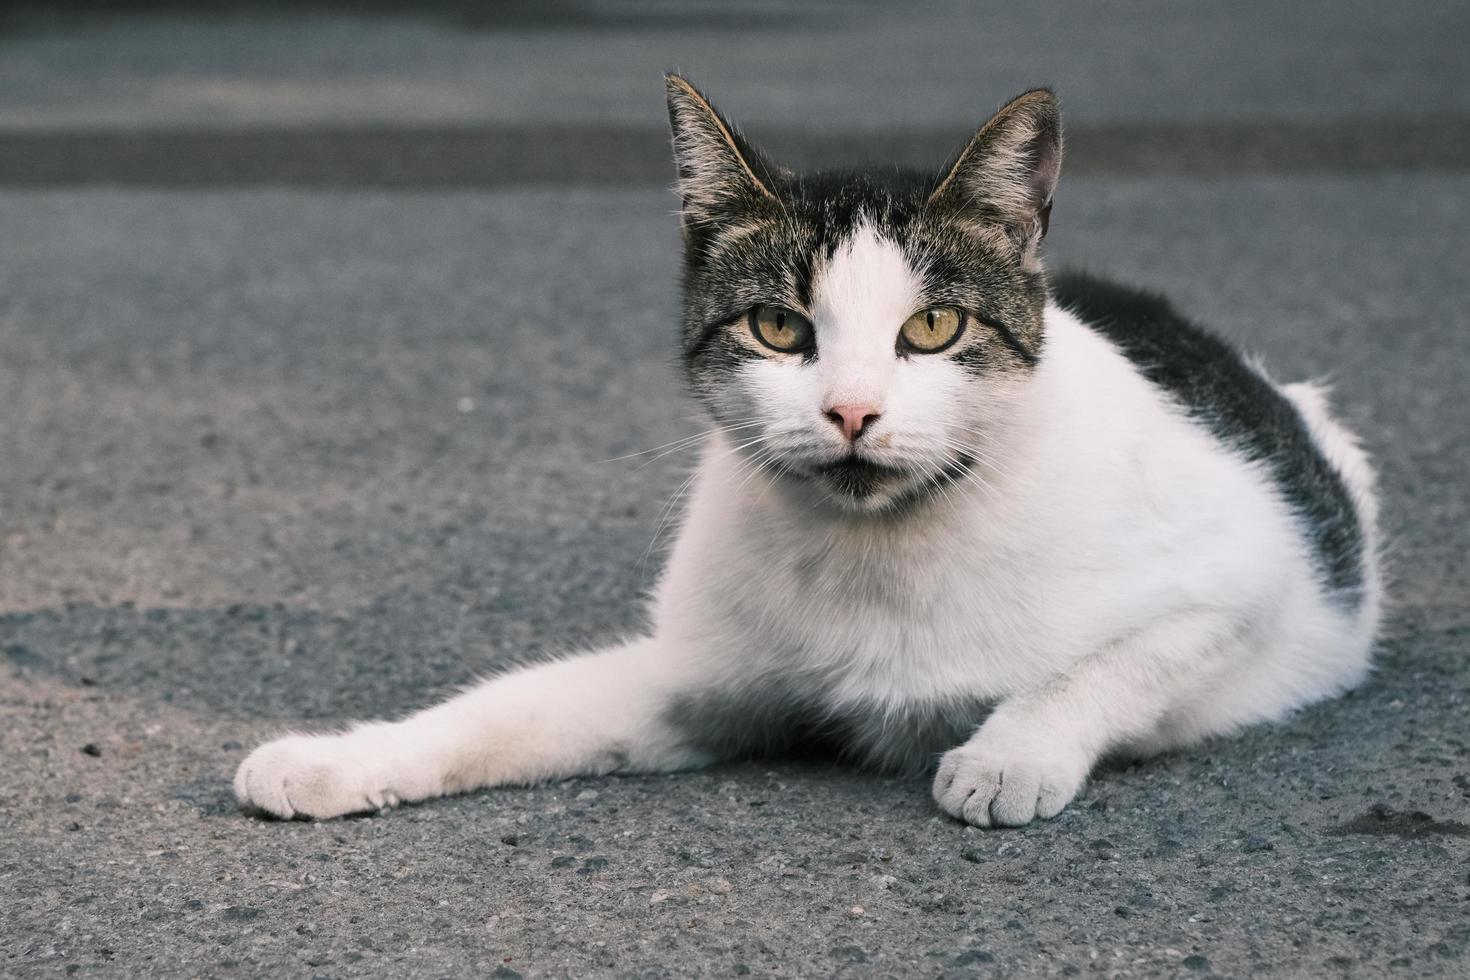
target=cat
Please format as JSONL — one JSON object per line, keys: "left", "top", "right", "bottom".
{"left": 234, "top": 75, "right": 1382, "bottom": 828}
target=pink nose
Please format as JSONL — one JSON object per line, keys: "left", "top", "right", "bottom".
{"left": 824, "top": 404, "right": 882, "bottom": 442}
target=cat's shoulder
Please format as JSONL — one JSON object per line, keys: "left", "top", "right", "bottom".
{"left": 1047, "top": 269, "right": 1367, "bottom": 602}
{"left": 1048, "top": 270, "right": 1226, "bottom": 372}
{"left": 1045, "top": 270, "right": 1277, "bottom": 447}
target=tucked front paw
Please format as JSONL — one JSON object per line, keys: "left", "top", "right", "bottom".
{"left": 234, "top": 733, "right": 394, "bottom": 820}
{"left": 932, "top": 725, "right": 1090, "bottom": 828}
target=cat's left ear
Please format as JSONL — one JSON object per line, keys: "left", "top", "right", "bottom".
{"left": 665, "top": 73, "right": 781, "bottom": 231}
{"left": 929, "top": 89, "right": 1062, "bottom": 252}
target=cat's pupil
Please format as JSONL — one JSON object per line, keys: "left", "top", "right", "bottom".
{"left": 927, "top": 311, "right": 936, "bottom": 329}
{"left": 776, "top": 311, "right": 786, "bottom": 330}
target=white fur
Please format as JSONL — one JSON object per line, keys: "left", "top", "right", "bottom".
{"left": 237, "top": 229, "right": 1380, "bottom": 826}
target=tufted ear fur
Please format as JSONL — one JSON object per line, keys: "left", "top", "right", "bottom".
{"left": 664, "top": 73, "right": 782, "bottom": 232}
{"left": 928, "top": 89, "right": 1062, "bottom": 257}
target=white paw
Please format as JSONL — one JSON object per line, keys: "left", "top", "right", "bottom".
{"left": 932, "top": 720, "right": 1091, "bottom": 828}
{"left": 234, "top": 733, "right": 397, "bottom": 820}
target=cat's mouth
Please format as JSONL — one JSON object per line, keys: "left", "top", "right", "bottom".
{"left": 811, "top": 456, "right": 907, "bottom": 499}
{"left": 794, "top": 450, "right": 977, "bottom": 510}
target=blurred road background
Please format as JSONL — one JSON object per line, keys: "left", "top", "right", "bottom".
{"left": 2, "top": 2, "right": 1468, "bottom": 977}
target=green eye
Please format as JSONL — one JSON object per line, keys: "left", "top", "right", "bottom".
{"left": 749, "top": 305, "right": 814, "bottom": 353}
{"left": 899, "top": 306, "right": 966, "bottom": 353}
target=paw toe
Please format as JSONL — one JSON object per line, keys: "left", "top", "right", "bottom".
{"left": 1035, "top": 782, "right": 1072, "bottom": 820}
{"left": 988, "top": 773, "right": 1043, "bottom": 827}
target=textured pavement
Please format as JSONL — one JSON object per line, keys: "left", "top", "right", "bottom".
{"left": 3, "top": 4, "right": 1470, "bottom": 979}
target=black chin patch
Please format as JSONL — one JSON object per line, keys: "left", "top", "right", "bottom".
{"left": 815, "top": 457, "right": 903, "bottom": 498}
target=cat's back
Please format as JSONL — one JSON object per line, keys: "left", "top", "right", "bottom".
{"left": 1049, "top": 271, "right": 1379, "bottom": 619}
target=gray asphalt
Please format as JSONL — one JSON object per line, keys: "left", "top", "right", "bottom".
{"left": 2, "top": 1, "right": 1468, "bottom": 129}
{"left": 3, "top": 4, "right": 1470, "bottom": 979}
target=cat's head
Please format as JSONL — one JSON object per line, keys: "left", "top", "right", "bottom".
{"left": 666, "top": 74, "right": 1062, "bottom": 514}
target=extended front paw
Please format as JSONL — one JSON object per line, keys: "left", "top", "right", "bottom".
{"left": 932, "top": 722, "right": 1091, "bottom": 828}
{"left": 234, "top": 733, "right": 395, "bottom": 820}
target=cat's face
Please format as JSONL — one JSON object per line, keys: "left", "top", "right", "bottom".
{"left": 667, "top": 76, "right": 1062, "bottom": 513}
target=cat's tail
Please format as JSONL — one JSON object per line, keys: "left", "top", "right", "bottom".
{"left": 1280, "top": 380, "right": 1385, "bottom": 636}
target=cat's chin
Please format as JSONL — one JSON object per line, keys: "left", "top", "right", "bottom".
{"left": 798, "top": 457, "right": 922, "bottom": 513}
{"left": 779, "top": 451, "right": 977, "bottom": 516}
{"left": 816, "top": 457, "right": 901, "bottom": 495}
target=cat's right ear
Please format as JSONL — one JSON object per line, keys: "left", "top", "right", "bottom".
{"left": 665, "top": 74, "right": 781, "bottom": 231}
